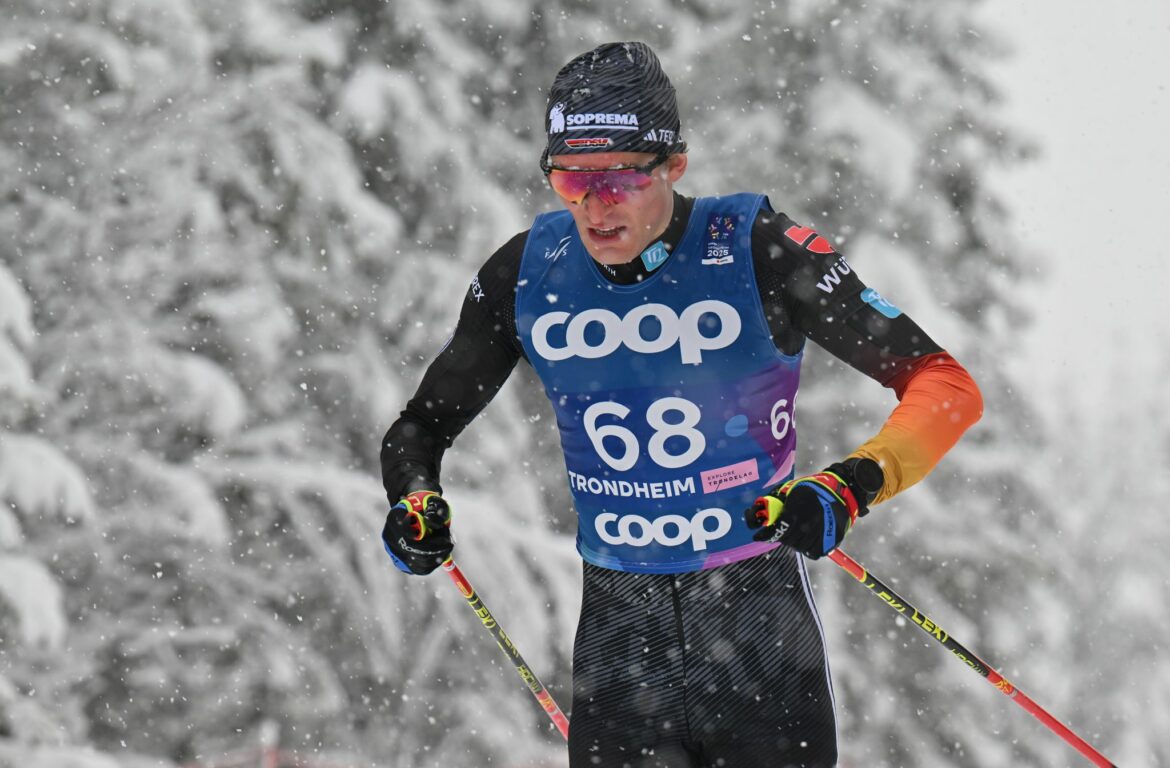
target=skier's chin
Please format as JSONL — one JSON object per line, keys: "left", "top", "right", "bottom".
{"left": 583, "top": 231, "right": 639, "bottom": 265}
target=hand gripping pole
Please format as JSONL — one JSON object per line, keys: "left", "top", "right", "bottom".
{"left": 442, "top": 558, "right": 570, "bottom": 741}
{"left": 828, "top": 549, "right": 1116, "bottom": 767}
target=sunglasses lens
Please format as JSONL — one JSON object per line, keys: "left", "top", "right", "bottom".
{"left": 547, "top": 171, "right": 592, "bottom": 205}
{"left": 548, "top": 168, "right": 657, "bottom": 205}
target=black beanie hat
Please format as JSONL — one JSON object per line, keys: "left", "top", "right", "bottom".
{"left": 541, "top": 42, "right": 687, "bottom": 168}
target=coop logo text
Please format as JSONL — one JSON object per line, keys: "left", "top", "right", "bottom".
{"left": 595, "top": 508, "right": 733, "bottom": 551}
{"left": 530, "top": 300, "right": 741, "bottom": 365}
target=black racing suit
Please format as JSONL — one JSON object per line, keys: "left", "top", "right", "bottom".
{"left": 382, "top": 193, "right": 945, "bottom": 767}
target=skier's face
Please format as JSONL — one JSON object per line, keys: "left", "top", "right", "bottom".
{"left": 546, "top": 151, "right": 687, "bottom": 266}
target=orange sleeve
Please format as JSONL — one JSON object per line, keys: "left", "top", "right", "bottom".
{"left": 848, "top": 353, "right": 983, "bottom": 505}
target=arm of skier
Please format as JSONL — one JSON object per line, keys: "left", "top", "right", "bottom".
{"left": 744, "top": 212, "right": 982, "bottom": 557}
{"left": 380, "top": 232, "right": 527, "bottom": 573}
{"left": 758, "top": 212, "right": 983, "bottom": 503}
{"left": 846, "top": 354, "right": 982, "bottom": 505}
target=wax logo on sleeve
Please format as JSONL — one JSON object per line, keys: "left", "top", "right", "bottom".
{"left": 861, "top": 288, "right": 902, "bottom": 318}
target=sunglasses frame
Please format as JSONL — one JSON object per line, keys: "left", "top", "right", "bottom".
{"left": 540, "top": 153, "right": 669, "bottom": 176}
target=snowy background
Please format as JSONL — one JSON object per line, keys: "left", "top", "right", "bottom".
{"left": 1, "top": 1, "right": 1167, "bottom": 767}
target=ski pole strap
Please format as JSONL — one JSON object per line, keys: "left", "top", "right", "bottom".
{"left": 441, "top": 558, "right": 571, "bottom": 741}
{"left": 827, "top": 549, "right": 1116, "bottom": 768}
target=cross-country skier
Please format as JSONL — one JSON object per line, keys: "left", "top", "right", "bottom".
{"left": 380, "top": 41, "right": 983, "bottom": 767}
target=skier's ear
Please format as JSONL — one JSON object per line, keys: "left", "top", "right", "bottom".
{"left": 665, "top": 153, "right": 687, "bottom": 183}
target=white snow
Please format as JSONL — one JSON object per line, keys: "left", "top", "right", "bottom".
{"left": 0, "top": 555, "right": 66, "bottom": 650}
{"left": 0, "top": 433, "right": 95, "bottom": 524}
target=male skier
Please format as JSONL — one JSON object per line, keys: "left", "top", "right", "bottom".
{"left": 381, "top": 42, "right": 982, "bottom": 767}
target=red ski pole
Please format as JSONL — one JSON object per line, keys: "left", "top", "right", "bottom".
{"left": 827, "top": 548, "right": 1115, "bottom": 767}
{"left": 442, "top": 558, "right": 570, "bottom": 741}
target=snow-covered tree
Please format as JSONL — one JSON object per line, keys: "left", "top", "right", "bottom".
{"left": 0, "top": 250, "right": 108, "bottom": 759}
{"left": 1032, "top": 341, "right": 1170, "bottom": 767}
{"left": 1, "top": 0, "right": 577, "bottom": 764}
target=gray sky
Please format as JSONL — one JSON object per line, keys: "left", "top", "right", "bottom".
{"left": 984, "top": 0, "right": 1170, "bottom": 411}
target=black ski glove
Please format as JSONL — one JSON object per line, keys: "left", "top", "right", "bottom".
{"left": 744, "top": 458, "right": 883, "bottom": 559}
{"left": 382, "top": 490, "right": 453, "bottom": 575}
